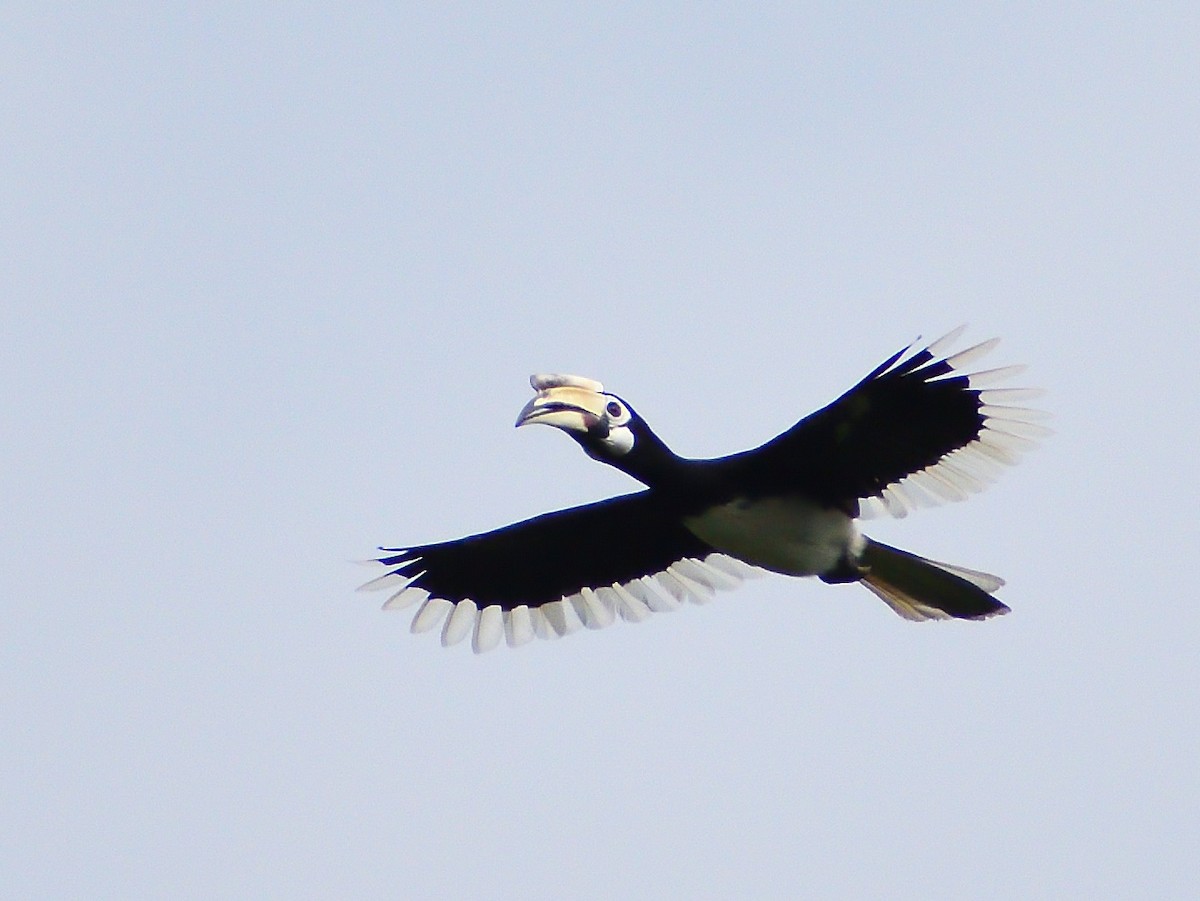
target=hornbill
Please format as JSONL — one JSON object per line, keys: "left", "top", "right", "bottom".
{"left": 361, "top": 327, "right": 1046, "bottom": 653}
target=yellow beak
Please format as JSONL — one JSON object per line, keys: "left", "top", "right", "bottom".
{"left": 515, "top": 381, "right": 608, "bottom": 434}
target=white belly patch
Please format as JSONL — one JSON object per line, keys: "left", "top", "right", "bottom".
{"left": 682, "top": 496, "right": 860, "bottom": 577}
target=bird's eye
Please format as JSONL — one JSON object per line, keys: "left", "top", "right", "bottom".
{"left": 606, "top": 401, "right": 623, "bottom": 418}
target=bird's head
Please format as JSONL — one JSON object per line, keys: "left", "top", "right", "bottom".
{"left": 515, "top": 374, "right": 639, "bottom": 464}
{"left": 515, "top": 374, "right": 687, "bottom": 491}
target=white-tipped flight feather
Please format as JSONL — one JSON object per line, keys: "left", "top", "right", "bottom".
{"left": 858, "top": 329, "right": 1047, "bottom": 520}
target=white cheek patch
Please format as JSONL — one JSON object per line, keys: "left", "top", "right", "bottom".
{"left": 604, "top": 425, "right": 635, "bottom": 456}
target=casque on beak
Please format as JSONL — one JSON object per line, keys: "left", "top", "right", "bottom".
{"left": 515, "top": 374, "right": 609, "bottom": 435}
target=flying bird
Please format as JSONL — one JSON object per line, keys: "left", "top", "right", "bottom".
{"left": 360, "top": 327, "right": 1046, "bottom": 653}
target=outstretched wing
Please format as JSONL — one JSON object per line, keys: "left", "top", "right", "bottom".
{"left": 360, "top": 490, "right": 763, "bottom": 653}
{"left": 737, "top": 327, "right": 1048, "bottom": 517}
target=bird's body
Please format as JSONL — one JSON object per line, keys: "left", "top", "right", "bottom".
{"left": 361, "top": 328, "right": 1045, "bottom": 652}
{"left": 683, "top": 495, "right": 859, "bottom": 578}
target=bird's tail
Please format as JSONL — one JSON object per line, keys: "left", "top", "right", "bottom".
{"left": 859, "top": 538, "right": 1010, "bottom": 621}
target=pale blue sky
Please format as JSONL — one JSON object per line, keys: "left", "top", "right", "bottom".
{"left": 3, "top": 5, "right": 1197, "bottom": 899}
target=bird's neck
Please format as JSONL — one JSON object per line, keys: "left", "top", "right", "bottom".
{"left": 599, "top": 429, "right": 710, "bottom": 497}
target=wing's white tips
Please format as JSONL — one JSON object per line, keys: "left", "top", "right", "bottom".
{"left": 539, "top": 600, "right": 567, "bottom": 636}
{"left": 861, "top": 330, "right": 1045, "bottom": 519}
{"left": 704, "top": 553, "right": 766, "bottom": 580}
{"left": 943, "top": 336, "right": 1002, "bottom": 370}
{"left": 966, "top": 364, "right": 1027, "bottom": 387}
{"left": 674, "top": 566, "right": 717, "bottom": 604}
{"left": 441, "top": 599, "right": 478, "bottom": 647}
{"left": 919, "top": 463, "right": 970, "bottom": 502}
{"left": 575, "top": 587, "right": 616, "bottom": 629}
{"left": 970, "top": 437, "right": 1020, "bottom": 465}
{"left": 979, "top": 427, "right": 1039, "bottom": 453}
{"left": 355, "top": 557, "right": 391, "bottom": 568}
{"left": 610, "top": 582, "right": 652, "bottom": 622}
{"left": 984, "top": 417, "right": 1054, "bottom": 440}
{"left": 654, "top": 570, "right": 692, "bottom": 605}
{"left": 880, "top": 484, "right": 912, "bottom": 517}
{"left": 382, "top": 586, "right": 428, "bottom": 611}
{"left": 926, "top": 324, "right": 969, "bottom": 356}
{"left": 900, "top": 470, "right": 947, "bottom": 504}
{"left": 541, "top": 599, "right": 584, "bottom": 637}
{"left": 937, "top": 457, "right": 992, "bottom": 492}
{"left": 358, "top": 570, "right": 410, "bottom": 592}
{"left": 375, "top": 543, "right": 763, "bottom": 650}
{"left": 857, "top": 496, "right": 886, "bottom": 519}
{"left": 473, "top": 605, "right": 505, "bottom": 653}
{"left": 686, "top": 557, "right": 743, "bottom": 591}
{"left": 505, "top": 605, "right": 536, "bottom": 648}
{"left": 530, "top": 606, "right": 558, "bottom": 641}
{"left": 980, "top": 403, "right": 1053, "bottom": 422}
{"left": 979, "top": 387, "right": 1046, "bottom": 403}
{"left": 631, "top": 576, "right": 679, "bottom": 612}
{"left": 411, "top": 597, "right": 454, "bottom": 633}
{"left": 670, "top": 558, "right": 720, "bottom": 593}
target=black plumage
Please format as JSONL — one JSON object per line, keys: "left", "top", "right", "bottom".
{"left": 734, "top": 343, "right": 988, "bottom": 507}
{"left": 361, "top": 330, "right": 1044, "bottom": 652}
{"left": 374, "top": 492, "right": 713, "bottom": 611}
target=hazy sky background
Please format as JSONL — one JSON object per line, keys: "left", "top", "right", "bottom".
{"left": 4, "top": 5, "right": 1197, "bottom": 899}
